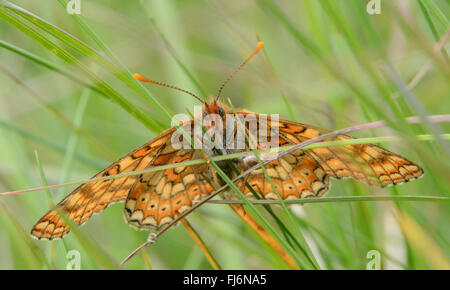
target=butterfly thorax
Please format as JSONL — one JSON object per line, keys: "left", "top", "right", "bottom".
{"left": 192, "top": 101, "right": 280, "bottom": 184}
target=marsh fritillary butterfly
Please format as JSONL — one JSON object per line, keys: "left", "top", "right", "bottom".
{"left": 31, "top": 42, "right": 423, "bottom": 240}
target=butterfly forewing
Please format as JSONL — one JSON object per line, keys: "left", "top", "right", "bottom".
{"left": 269, "top": 116, "right": 423, "bottom": 186}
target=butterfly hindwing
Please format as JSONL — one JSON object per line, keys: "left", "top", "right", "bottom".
{"left": 237, "top": 151, "right": 330, "bottom": 200}
{"left": 124, "top": 148, "right": 215, "bottom": 230}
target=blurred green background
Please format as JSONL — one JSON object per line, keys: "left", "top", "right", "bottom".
{"left": 0, "top": 0, "right": 449, "bottom": 269}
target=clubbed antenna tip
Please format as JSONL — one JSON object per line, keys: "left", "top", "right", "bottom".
{"left": 216, "top": 41, "right": 264, "bottom": 101}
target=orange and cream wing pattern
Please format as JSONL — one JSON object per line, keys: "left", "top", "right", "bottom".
{"left": 31, "top": 126, "right": 182, "bottom": 240}
{"left": 124, "top": 149, "right": 215, "bottom": 230}
{"left": 276, "top": 118, "right": 424, "bottom": 187}
{"left": 233, "top": 112, "right": 423, "bottom": 201}
{"left": 236, "top": 151, "right": 330, "bottom": 200}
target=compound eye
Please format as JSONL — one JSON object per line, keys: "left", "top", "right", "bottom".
{"left": 218, "top": 107, "right": 225, "bottom": 117}
{"left": 202, "top": 110, "right": 207, "bottom": 118}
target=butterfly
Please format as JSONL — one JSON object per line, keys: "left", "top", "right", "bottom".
{"left": 30, "top": 42, "right": 424, "bottom": 240}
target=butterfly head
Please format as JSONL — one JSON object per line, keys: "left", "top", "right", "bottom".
{"left": 202, "top": 100, "right": 230, "bottom": 119}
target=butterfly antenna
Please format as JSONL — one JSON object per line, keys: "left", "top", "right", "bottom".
{"left": 216, "top": 41, "right": 264, "bottom": 101}
{"left": 134, "top": 73, "right": 204, "bottom": 103}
